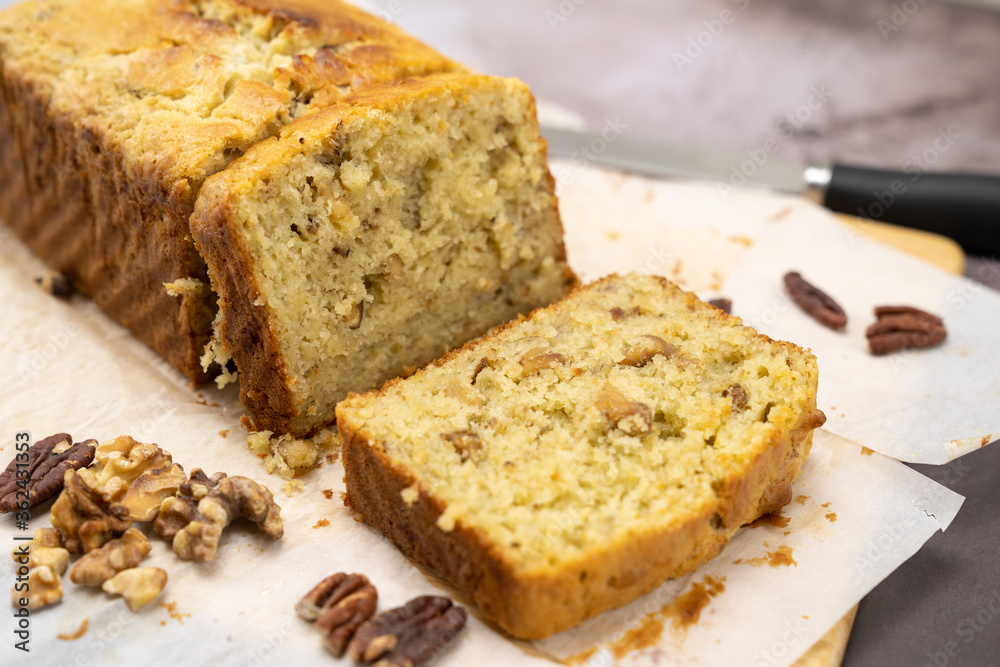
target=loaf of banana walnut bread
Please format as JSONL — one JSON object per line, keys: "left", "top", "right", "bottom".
{"left": 338, "top": 273, "right": 826, "bottom": 639}
{"left": 0, "top": 0, "right": 574, "bottom": 431}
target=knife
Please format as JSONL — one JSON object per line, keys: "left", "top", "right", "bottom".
{"left": 541, "top": 125, "right": 1000, "bottom": 256}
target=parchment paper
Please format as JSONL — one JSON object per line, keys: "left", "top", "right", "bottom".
{"left": 553, "top": 161, "right": 1000, "bottom": 463}
{"left": 0, "top": 164, "right": 972, "bottom": 666}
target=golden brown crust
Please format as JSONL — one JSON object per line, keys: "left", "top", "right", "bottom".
{"left": 188, "top": 183, "right": 300, "bottom": 428}
{"left": 341, "top": 407, "right": 820, "bottom": 639}
{"left": 0, "top": 68, "right": 213, "bottom": 380}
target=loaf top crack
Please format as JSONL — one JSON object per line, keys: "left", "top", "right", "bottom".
{"left": 338, "top": 273, "right": 825, "bottom": 638}
{"left": 0, "top": 0, "right": 459, "bottom": 201}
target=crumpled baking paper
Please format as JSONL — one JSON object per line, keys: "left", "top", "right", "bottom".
{"left": 0, "top": 165, "right": 971, "bottom": 666}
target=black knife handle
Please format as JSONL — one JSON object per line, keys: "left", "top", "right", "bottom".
{"left": 824, "top": 164, "right": 1000, "bottom": 256}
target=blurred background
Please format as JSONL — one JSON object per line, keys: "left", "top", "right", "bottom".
{"left": 367, "top": 0, "right": 1000, "bottom": 291}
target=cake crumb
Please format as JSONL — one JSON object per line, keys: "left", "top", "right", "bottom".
{"left": 312, "top": 518, "right": 330, "bottom": 529}
{"left": 56, "top": 617, "right": 89, "bottom": 641}
{"left": 321, "top": 489, "right": 334, "bottom": 500}
{"left": 283, "top": 479, "right": 305, "bottom": 495}
{"left": 160, "top": 601, "right": 191, "bottom": 625}
{"left": 401, "top": 484, "right": 419, "bottom": 506}
{"left": 825, "top": 512, "right": 837, "bottom": 523}
{"left": 737, "top": 545, "right": 797, "bottom": 568}
{"left": 219, "top": 429, "right": 230, "bottom": 438}
{"left": 860, "top": 446, "right": 875, "bottom": 456}
{"left": 163, "top": 277, "right": 206, "bottom": 297}
{"left": 795, "top": 495, "right": 810, "bottom": 505}
{"left": 246, "top": 427, "right": 340, "bottom": 479}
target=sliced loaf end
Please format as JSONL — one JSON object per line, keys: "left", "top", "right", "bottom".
{"left": 192, "top": 72, "right": 576, "bottom": 436}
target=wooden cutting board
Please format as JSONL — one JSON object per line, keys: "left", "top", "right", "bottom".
{"left": 790, "top": 215, "right": 964, "bottom": 667}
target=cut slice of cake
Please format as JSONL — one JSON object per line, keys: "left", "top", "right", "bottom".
{"left": 191, "top": 73, "right": 575, "bottom": 437}
{"left": 338, "top": 273, "right": 826, "bottom": 639}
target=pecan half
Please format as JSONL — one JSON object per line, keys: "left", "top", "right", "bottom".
{"left": 620, "top": 335, "right": 678, "bottom": 368}
{"left": 708, "top": 298, "right": 732, "bottom": 315}
{"left": 724, "top": 383, "right": 749, "bottom": 411}
{"left": 595, "top": 387, "right": 653, "bottom": 437}
{"left": 442, "top": 431, "right": 483, "bottom": 464}
{"left": 0, "top": 434, "right": 96, "bottom": 513}
{"left": 784, "top": 272, "right": 847, "bottom": 330}
{"left": 348, "top": 595, "right": 467, "bottom": 666}
{"left": 866, "top": 305, "right": 946, "bottom": 355}
{"left": 296, "top": 573, "right": 378, "bottom": 657}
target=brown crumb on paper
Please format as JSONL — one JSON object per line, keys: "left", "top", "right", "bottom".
{"left": 749, "top": 510, "right": 790, "bottom": 529}
{"left": 826, "top": 512, "right": 838, "bottom": 523}
{"left": 737, "top": 545, "right": 797, "bottom": 568}
{"left": 860, "top": 446, "right": 875, "bottom": 456}
{"left": 56, "top": 617, "right": 89, "bottom": 641}
{"left": 608, "top": 575, "right": 726, "bottom": 658}
{"left": 822, "top": 502, "right": 832, "bottom": 508}
{"left": 160, "top": 601, "right": 191, "bottom": 625}
{"left": 321, "top": 489, "right": 334, "bottom": 500}
{"left": 219, "top": 430, "right": 230, "bottom": 438}
{"left": 769, "top": 206, "right": 795, "bottom": 222}
{"left": 795, "top": 495, "right": 810, "bottom": 506}
{"left": 312, "top": 518, "right": 330, "bottom": 529}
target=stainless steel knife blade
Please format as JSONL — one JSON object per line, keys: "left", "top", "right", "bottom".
{"left": 540, "top": 125, "right": 1000, "bottom": 256}
{"left": 541, "top": 125, "right": 810, "bottom": 196}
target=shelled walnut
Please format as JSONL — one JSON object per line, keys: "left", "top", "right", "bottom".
{"left": 77, "top": 436, "right": 173, "bottom": 503}
{"left": 154, "top": 470, "right": 282, "bottom": 561}
{"left": 11, "top": 542, "right": 69, "bottom": 576}
{"left": 110, "top": 464, "right": 186, "bottom": 521}
{"left": 102, "top": 567, "right": 167, "bottom": 611}
{"left": 51, "top": 470, "right": 132, "bottom": 554}
{"left": 11, "top": 566, "right": 63, "bottom": 611}
{"left": 70, "top": 528, "right": 151, "bottom": 587}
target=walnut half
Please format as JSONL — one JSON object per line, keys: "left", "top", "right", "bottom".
{"left": 155, "top": 470, "right": 283, "bottom": 562}
{"left": 69, "top": 528, "right": 151, "bottom": 587}
{"left": 51, "top": 469, "right": 132, "bottom": 554}
{"left": 110, "top": 464, "right": 187, "bottom": 522}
